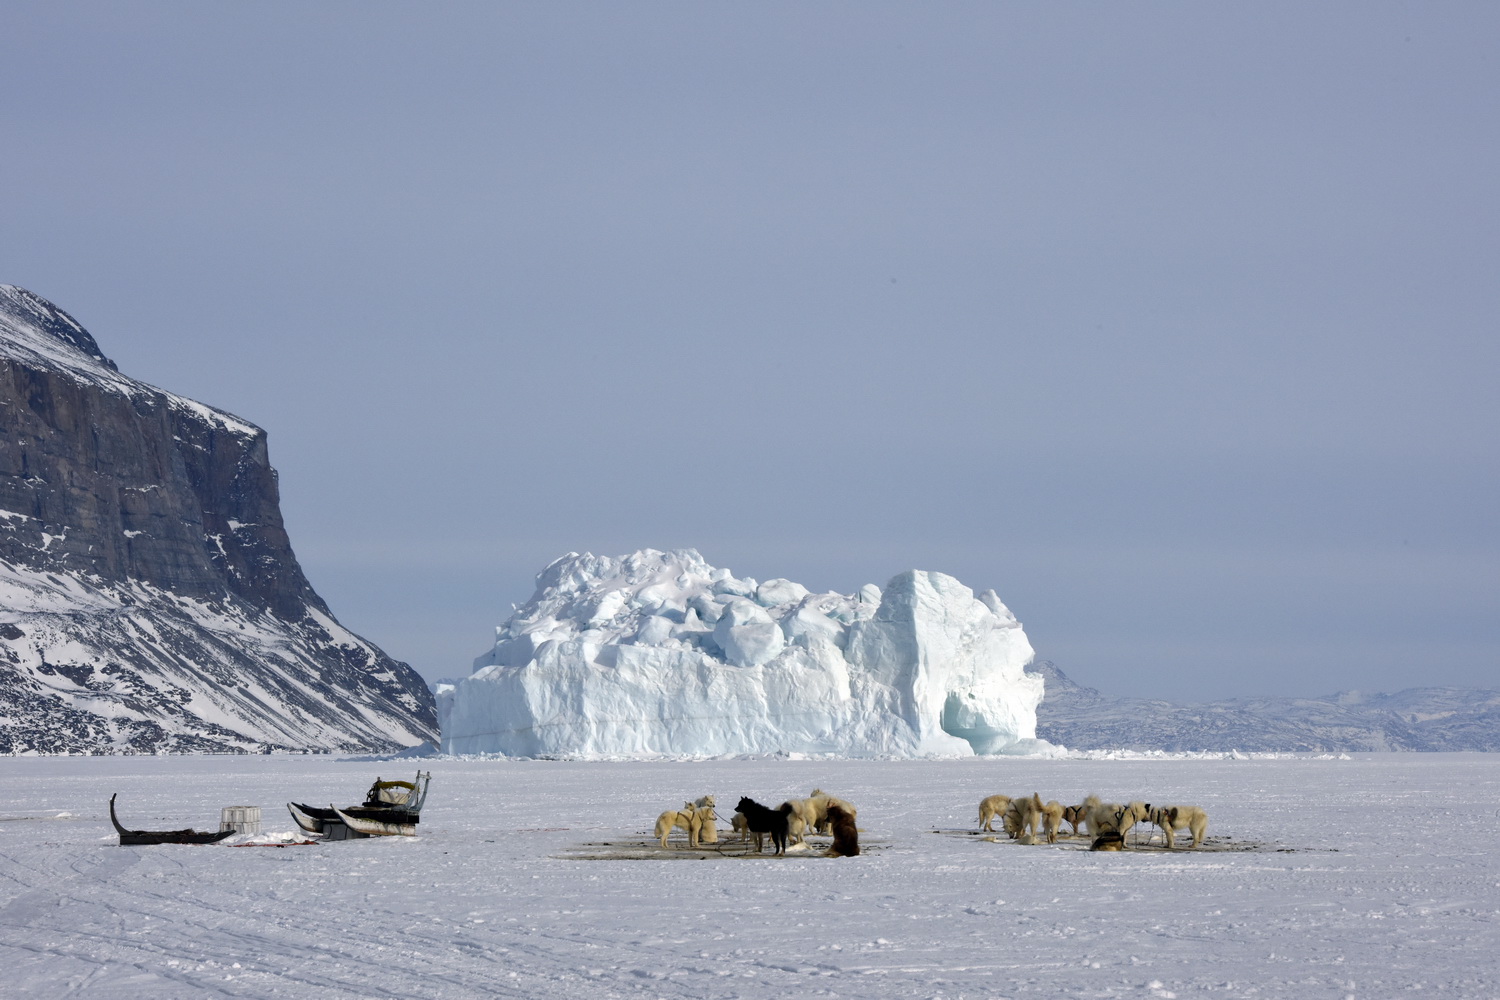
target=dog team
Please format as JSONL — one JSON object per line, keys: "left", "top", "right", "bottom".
{"left": 651, "top": 787, "right": 1208, "bottom": 857}
{"left": 653, "top": 789, "right": 859, "bottom": 857}
{"left": 978, "top": 792, "right": 1209, "bottom": 850}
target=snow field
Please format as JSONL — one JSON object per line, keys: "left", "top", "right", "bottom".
{"left": 0, "top": 753, "right": 1496, "bottom": 998}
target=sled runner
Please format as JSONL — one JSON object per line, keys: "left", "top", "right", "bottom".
{"left": 287, "top": 801, "right": 337, "bottom": 834}
{"left": 334, "top": 805, "right": 418, "bottom": 837}
{"left": 109, "top": 793, "right": 235, "bottom": 846}
{"left": 287, "top": 771, "right": 431, "bottom": 839}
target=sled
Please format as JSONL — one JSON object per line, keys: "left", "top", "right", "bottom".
{"left": 334, "top": 805, "right": 418, "bottom": 837}
{"left": 109, "top": 793, "right": 234, "bottom": 846}
{"left": 287, "top": 801, "right": 336, "bottom": 835}
{"left": 286, "top": 771, "right": 431, "bottom": 839}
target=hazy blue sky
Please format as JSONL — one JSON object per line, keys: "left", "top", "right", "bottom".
{"left": 3, "top": 3, "right": 1496, "bottom": 701}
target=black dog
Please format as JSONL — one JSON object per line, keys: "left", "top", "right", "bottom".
{"left": 735, "top": 796, "right": 791, "bottom": 855}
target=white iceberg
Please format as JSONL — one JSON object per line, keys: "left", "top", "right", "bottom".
{"left": 440, "top": 549, "right": 1046, "bottom": 758}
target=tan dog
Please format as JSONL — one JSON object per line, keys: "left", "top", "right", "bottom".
{"left": 1003, "top": 794, "right": 1042, "bottom": 840}
{"left": 655, "top": 803, "right": 702, "bottom": 849}
{"left": 1040, "top": 799, "right": 1065, "bottom": 844}
{"left": 1117, "top": 801, "right": 1151, "bottom": 845}
{"left": 1086, "top": 800, "right": 1150, "bottom": 846}
{"left": 731, "top": 811, "right": 758, "bottom": 850}
{"left": 1062, "top": 804, "right": 1087, "bottom": 835}
{"left": 1149, "top": 805, "right": 1208, "bottom": 848}
{"left": 977, "top": 794, "right": 1012, "bottom": 833}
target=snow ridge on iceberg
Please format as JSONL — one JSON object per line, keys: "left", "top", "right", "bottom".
{"left": 441, "top": 549, "right": 1046, "bottom": 758}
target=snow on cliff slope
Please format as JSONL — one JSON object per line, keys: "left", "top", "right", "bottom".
{"left": 0, "top": 285, "right": 436, "bottom": 753}
{"left": 441, "top": 549, "right": 1046, "bottom": 757}
{"left": 0, "top": 285, "right": 257, "bottom": 436}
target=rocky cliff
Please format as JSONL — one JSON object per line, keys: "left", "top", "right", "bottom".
{"left": 0, "top": 285, "right": 436, "bottom": 753}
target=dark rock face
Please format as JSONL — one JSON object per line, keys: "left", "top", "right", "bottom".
{"left": 1027, "top": 660, "right": 1500, "bottom": 752}
{"left": 0, "top": 285, "right": 437, "bottom": 753}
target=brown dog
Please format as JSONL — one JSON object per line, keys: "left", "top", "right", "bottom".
{"left": 1090, "top": 831, "right": 1125, "bottom": 851}
{"left": 825, "top": 804, "right": 859, "bottom": 857}
{"left": 1062, "top": 804, "right": 1087, "bottom": 835}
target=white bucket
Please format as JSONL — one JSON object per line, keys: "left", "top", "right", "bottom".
{"left": 220, "top": 805, "right": 262, "bottom": 835}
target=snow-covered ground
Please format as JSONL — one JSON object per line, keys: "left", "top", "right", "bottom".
{"left": 1, "top": 753, "right": 1496, "bottom": 998}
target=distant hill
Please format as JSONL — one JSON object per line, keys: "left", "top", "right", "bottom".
{"left": 0, "top": 285, "right": 436, "bottom": 753}
{"left": 1027, "top": 660, "right": 1500, "bottom": 752}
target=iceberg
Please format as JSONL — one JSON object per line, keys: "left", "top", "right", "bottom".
{"left": 440, "top": 549, "right": 1046, "bottom": 757}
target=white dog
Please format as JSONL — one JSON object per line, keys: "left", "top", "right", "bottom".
{"left": 1087, "top": 800, "right": 1149, "bottom": 841}
{"left": 731, "top": 811, "right": 757, "bottom": 850}
{"left": 1084, "top": 798, "right": 1123, "bottom": 836}
{"left": 1003, "top": 794, "right": 1041, "bottom": 840}
{"left": 1149, "top": 805, "right": 1208, "bottom": 848}
{"left": 1007, "top": 793, "right": 1061, "bottom": 842}
{"left": 808, "top": 789, "right": 857, "bottom": 835}
{"left": 1075, "top": 795, "right": 1103, "bottom": 835}
{"left": 694, "top": 803, "right": 718, "bottom": 844}
{"left": 977, "top": 794, "right": 1012, "bottom": 833}
{"left": 781, "top": 798, "right": 819, "bottom": 845}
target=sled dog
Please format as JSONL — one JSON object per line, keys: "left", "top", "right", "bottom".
{"left": 694, "top": 803, "right": 718, "bottom": 844}
{"left": 1090, "top": 831, "right": 1125, "bottom": 851}
{"left": 1077, "top": 795, "right": 1105, "bottom": 835}
{"left": 731, "top": 811, "right": 756, "bottom": 849}
{"left": 808, "top": 789, "right": 857, "bottom": 835}
{"left": 825, "top": 804, "right": 860, "bottom": 857}
{"left": 781, "top": 798, "right": 819, "bottom": 845}
{"left": 977, "top": 794, "right": 1012, "bottom": 833}
{"left": 1004, "top": 794, "right": 1043, "bottom": 840}
{"left": 655, "top": 803, "right": 702, "bottom": 849}
{"left": 735, "top": 797, "right": 791, "bottom": 856}
{"left": 1062, "top": 804, "right": 1087, "bottom": 836}
{"left": 1085, "top": 798, "right": 1124, "bottom": 836}
{"left": 1117, "top": 801, "right": 1151, "bottom": 845}
{"left": 1149, "top": 804, "right": 1208, "bottom": 848}
{"left": 1040, "top": 799, "right": 1065, "bottom": 844}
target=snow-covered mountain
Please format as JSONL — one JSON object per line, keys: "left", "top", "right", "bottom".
{"left": 441, "top": 549, "right": 1047, "bottom": 757}
{"left": 1029, "top": 660, "right": 1500, "bottom": 752}
{"left": 0, "top": 285, "right": 436, "bottom": 753}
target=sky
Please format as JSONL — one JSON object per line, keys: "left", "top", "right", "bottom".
{"left": 2, "top": 3, "right": 1496, "bottom": 702}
